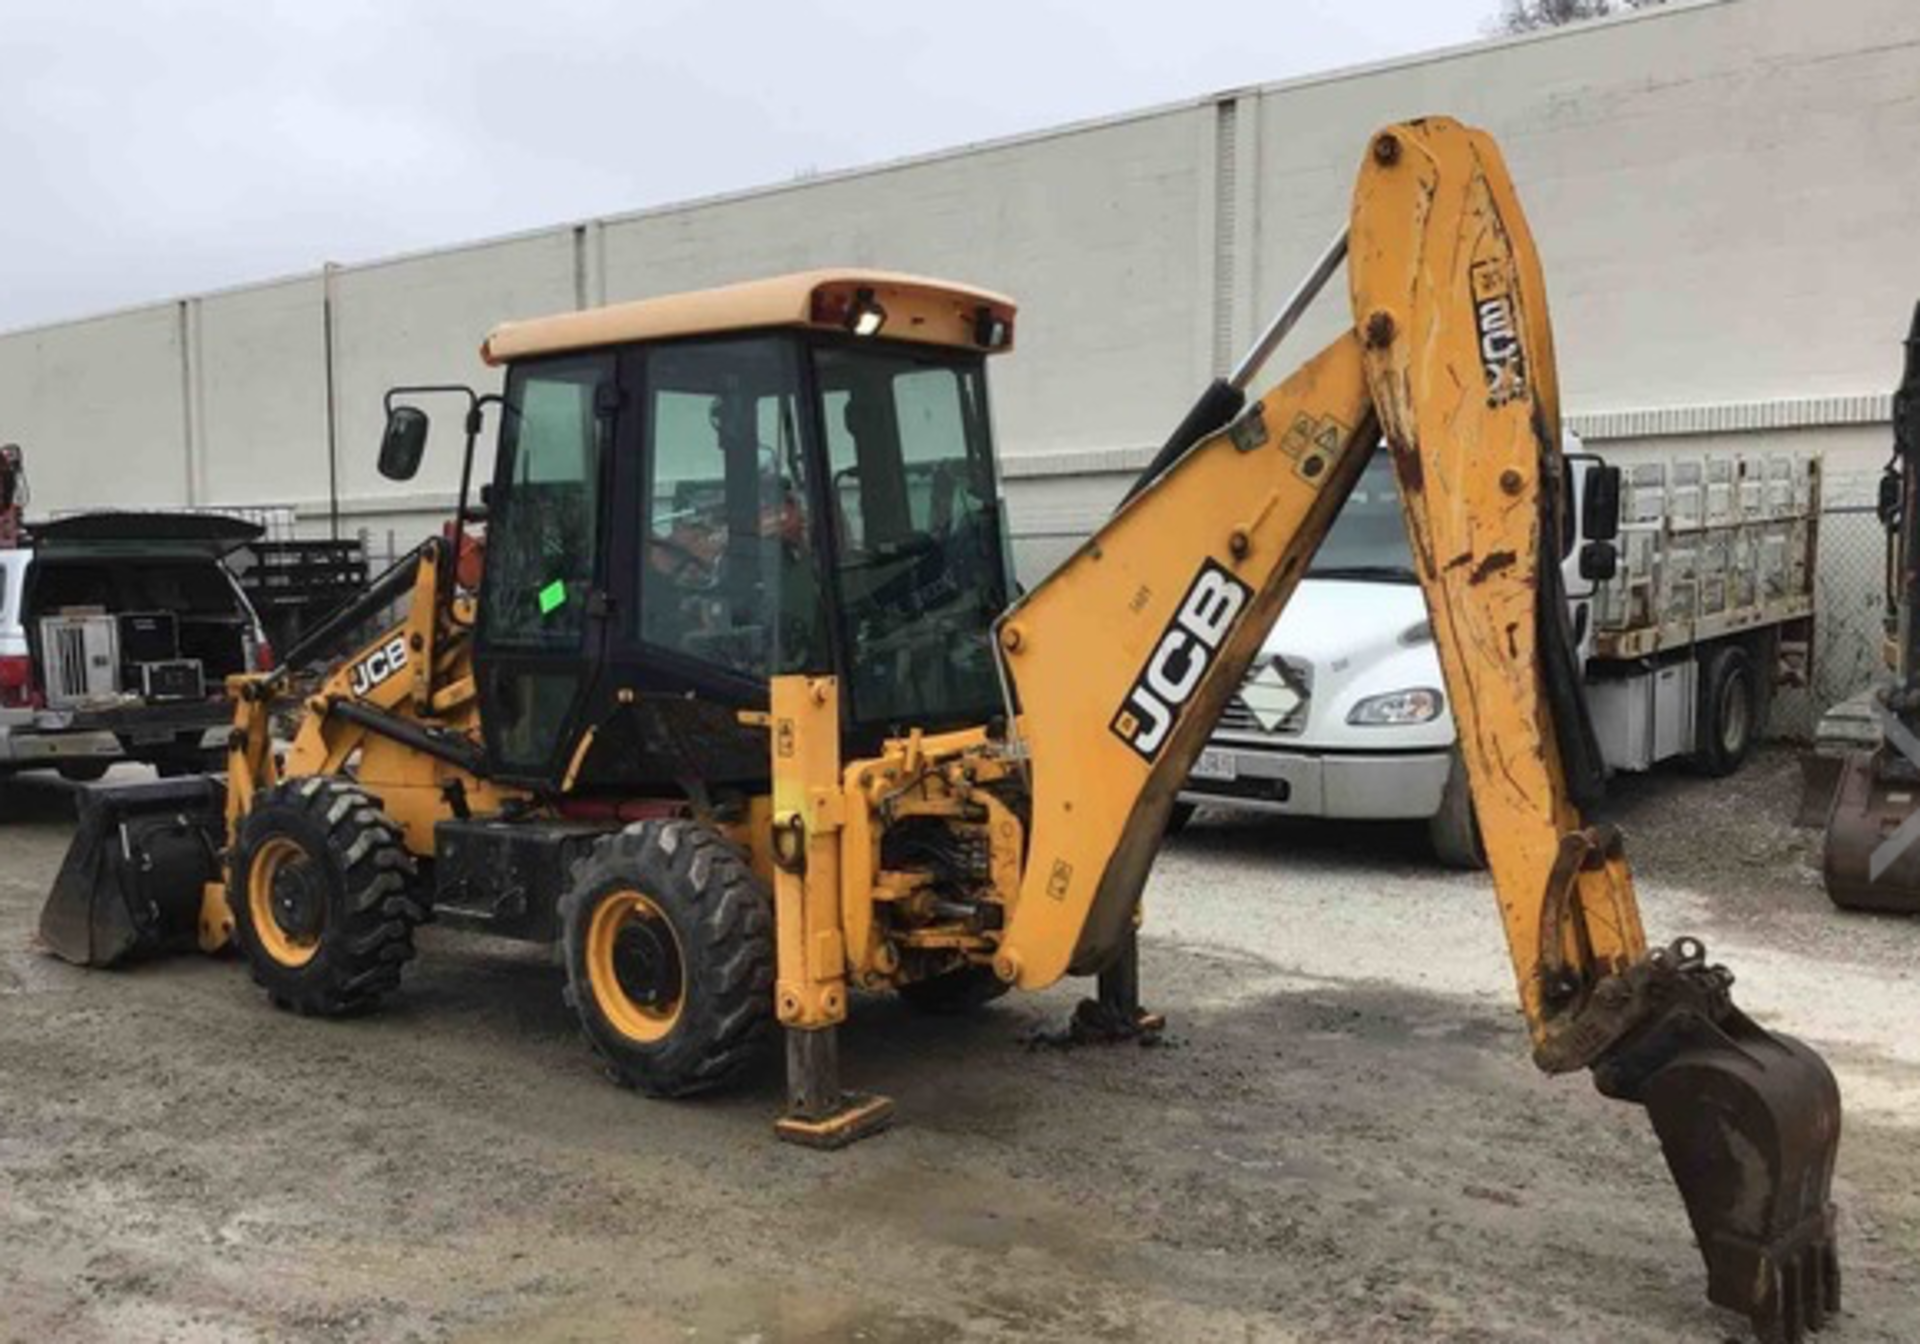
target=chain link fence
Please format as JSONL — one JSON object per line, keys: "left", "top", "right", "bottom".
{"left": 1777, "top": 501, "right": 1888, "bottom": 742}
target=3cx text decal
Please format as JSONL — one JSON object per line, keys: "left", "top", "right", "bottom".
{"left": 1470, "top": 257, "right": 1528, "bottom": 408}
{"left": 348, "top": 636, "right": 409, "bottom": 698}
{"left": 1110, "top": 559, "right": 1251, "bottom": 762}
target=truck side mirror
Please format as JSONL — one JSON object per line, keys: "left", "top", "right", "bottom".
{"left": 1582, "top": 464, "right": 1622, "bottom": 543}
{"left": 378, "top": 406, "right": 430, "bottom": 482}
{"left": 1579, "top": 539, "right": 1618, "bottom": 584}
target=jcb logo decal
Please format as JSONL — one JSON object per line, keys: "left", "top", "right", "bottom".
{"left": 1471, "top": 258, "right": 1528, "bottom": 408}
{"left": 1110, "top": 560, "right": 1250, "bottom": 761}
{"left": 348, "top": 636, "right": 409, "bottom": 698}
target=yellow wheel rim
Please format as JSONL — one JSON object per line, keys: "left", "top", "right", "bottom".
{"left": 585, "top": 890, "right": 686, "bottom": 1044}
{"left": 247, "top": 836, "right": 323, "bottom": 968}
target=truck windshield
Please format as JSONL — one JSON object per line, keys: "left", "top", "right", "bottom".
{"left": 1309, "top": 452, "right": 1417, "bottom": 583}
{"left": 813, "top": 342, "right": 1010, "bottom": 730}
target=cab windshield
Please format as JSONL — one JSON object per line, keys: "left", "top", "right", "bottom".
{"left": 1309, "top": 452, "right": 1417, "bottom": 584}
{"left": 813, "top": 343, "right": 1009, "bottom": 729}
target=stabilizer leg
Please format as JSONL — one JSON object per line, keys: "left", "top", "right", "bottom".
{"left": 1069, "top": 927, "right": 1166, "bottom": 1043}
{"left": 774, "top": 1027, "right": 893, "bottom": 1150}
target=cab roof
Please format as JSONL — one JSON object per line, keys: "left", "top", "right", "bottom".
{"left": 481, "top": 269, "right": 1017, "bottom": 366}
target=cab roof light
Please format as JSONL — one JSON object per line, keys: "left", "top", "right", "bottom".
{"left": 973, "top": 305, "right": 1013, "bottom": 350}
{"left": 848, "top": 287, "right": 887, "bottom": 337}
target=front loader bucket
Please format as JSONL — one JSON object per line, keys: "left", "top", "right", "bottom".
{"left": 39, "top": 776, "right": 228, "bottom": 967}
{"left": 1595, "top": 952, "right": 1843, "bottom": 1343}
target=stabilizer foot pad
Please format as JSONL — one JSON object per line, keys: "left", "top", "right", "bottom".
{"left": 1070, "top": 998, "right": 1166, "bottom": 1045}
{"left": 775, "top": 1093, "right": 894, "bottom": 1150}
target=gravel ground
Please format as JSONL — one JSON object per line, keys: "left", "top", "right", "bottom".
{"left": 0, "top": 746, "right": 1915, "bottom": 1343}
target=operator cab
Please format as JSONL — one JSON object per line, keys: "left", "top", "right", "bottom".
{"left": 452, "top": 272, "right": 1019, "bottom": 790}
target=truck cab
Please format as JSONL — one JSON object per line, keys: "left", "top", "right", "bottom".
{"left": 1177, "top": 440, "right": 1818, "bottom": 864}
{"left": 1175, "top": 448, "right": 1479, "bottom": 856}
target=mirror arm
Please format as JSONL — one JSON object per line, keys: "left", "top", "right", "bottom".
{"left": 446, "top": 394, "right": 519, "bottom": 610}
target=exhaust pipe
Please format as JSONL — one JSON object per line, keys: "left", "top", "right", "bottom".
{"left": 39, "top": 776, "right": 228, "bottom": 967}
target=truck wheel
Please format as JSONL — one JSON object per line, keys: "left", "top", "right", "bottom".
{"left": 1165, "top": 801, "right": 1198, "bottom": 836}
{"left": 898, "top": 963, "right": 1009, "bottom": 1015}
{"left": 229, "top": 777, "right": 426, "bottom": 1016}
{"left": 57, "top": 762, "right": 110, "bottom": 783}
{"left": 1692, "top": 643, "right": 1758, "bottom": 777}
{"left": 560, "top": 819, "right": 774, "bottom": 1098}
{"left": 1427, "top": 750, "right": 1486, "bottom": 870}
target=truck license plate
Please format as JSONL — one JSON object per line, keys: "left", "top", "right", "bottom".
{"left": 1190, "top": 748, "right": 1237, "bottom": 782}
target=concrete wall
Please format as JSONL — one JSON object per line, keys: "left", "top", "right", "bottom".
{"left": 4, "top": 0, "right": 1918, "bottom": 717}
{"left": 194, "top": 277, "right": 330, "bottom": 511}
{"left": 0, "top": 304, "right": 189, "bottom": 510}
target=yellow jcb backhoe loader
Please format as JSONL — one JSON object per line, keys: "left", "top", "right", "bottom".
{"left": 40, "top": 118, "right": 1842, "bottom": 1342}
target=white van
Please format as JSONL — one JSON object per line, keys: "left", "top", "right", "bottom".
{"left": 1176, "top": 442, "right": 1819, "bottom": 864}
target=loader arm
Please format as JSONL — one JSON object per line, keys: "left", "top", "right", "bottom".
{"left": 992, "top": 118, "right": 1841, "bottom": 1343}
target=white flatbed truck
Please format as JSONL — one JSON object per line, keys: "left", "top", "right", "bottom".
{"left": 1177, "top": 439, "right": 1820, "bottom": 864}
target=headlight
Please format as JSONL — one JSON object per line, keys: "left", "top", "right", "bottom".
{"left": 1347, "top": 687, "right": 1444, "bottom": 726}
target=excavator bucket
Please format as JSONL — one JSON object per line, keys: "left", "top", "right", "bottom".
{"left": 1594, "top": 946, "right": 1843, "bottom": 1344}
{"left": 1824, "top": 747, "right": 1920, "bottom": 913}
{"left": 38, "top": 776, "right": 227, "bottom": 967}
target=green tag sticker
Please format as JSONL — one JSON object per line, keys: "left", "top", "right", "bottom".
{"left": 537, "top": 580, "right": 567, "bottom": 615}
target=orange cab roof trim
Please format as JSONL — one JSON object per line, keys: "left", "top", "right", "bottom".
{"left": 480, "top": 269, "right": 1018, "bottom": 365}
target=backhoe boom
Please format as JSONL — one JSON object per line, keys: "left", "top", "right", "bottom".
{"left": 989, "top": 118, "right": 1842, "bottom": 1343}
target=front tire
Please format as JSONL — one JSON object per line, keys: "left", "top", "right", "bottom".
{"left": 1427, "top": 749, "right": 1486, "bottom": 870}
{"left": 57, "top": 761, "right": 110, "bottom": 783}
{"left": 560, "top": 819, "right": 774, "bottom": 1098}
{"left": 1692, "top": 642, "right": 1758, "bottom": 777}
{"left": 229, "top": 777, "right": 425, "bottom": 1016}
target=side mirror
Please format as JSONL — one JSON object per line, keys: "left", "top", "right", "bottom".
{"left": 1579, "top": 539, "right": 1619, "bottom": 584}
{"left": 1581, "top": 464, "right": 1622, "bottom": 543}
{"left": 379, "top": 406, "right": 430, "bottom": 482}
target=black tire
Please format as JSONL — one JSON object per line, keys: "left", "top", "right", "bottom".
{"left": 1165, "top": 801, "right": 1198, "bottom": 837}
{"left": 898, "top": 963, "right": 1010, "bottom": 1015}
{"left": 1692, "top": 642, "right": 1758, "bottom": 777}
{"left": 1427, "top": 749, "right": 1486, "bottom": 870}
{"left": 56, "top": 761, "right": 110, "bottom": 783}
{"left": 228, "top": 777, "right": 425, "bottom": 1016}
{"left": 560, "top": 819, "right": 774, "bottom": 1098}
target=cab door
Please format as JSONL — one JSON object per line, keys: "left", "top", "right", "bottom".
{"left": 473, "top": 351, "right": 618, "bottom": 784}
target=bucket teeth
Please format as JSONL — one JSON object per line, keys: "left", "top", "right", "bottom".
{"left": 1751, "top": 1231, "right": 1842, "bottom": 1342}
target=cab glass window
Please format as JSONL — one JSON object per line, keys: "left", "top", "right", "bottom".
{"left": 638, "top": 337, "right": 825, "bottom": 679}
{"left": 484, "top": 355, "right": 611, "bottom": 649}
{"left": 815, "top": 344, "right": 1008, "bottom": 728}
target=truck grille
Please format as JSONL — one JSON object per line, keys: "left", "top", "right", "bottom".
{"left": 1213, "top": 657, "right": 1311, "bottom": 737}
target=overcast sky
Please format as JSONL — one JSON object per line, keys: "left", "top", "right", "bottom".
{"left": 2, "top": 0, "right": 1500, "bottom": 332}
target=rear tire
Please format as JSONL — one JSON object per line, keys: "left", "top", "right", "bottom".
{"left": 1427, "top": 750, "right": 1486, "bottom": 870}
{"left": 57, "top": 762, "right": 110, "bottom": 784}
{"left": 560, "top": 819, "right": 774, "bottom": 1098}
{"left": 1692, "top": 643, "right": 1758, "bottom": 777}
{"left": 229, "top": 777, "right": 425, "bottom": 1016}
{"left": 1165, "top": 801, "right": 1197, "bottom": 837}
